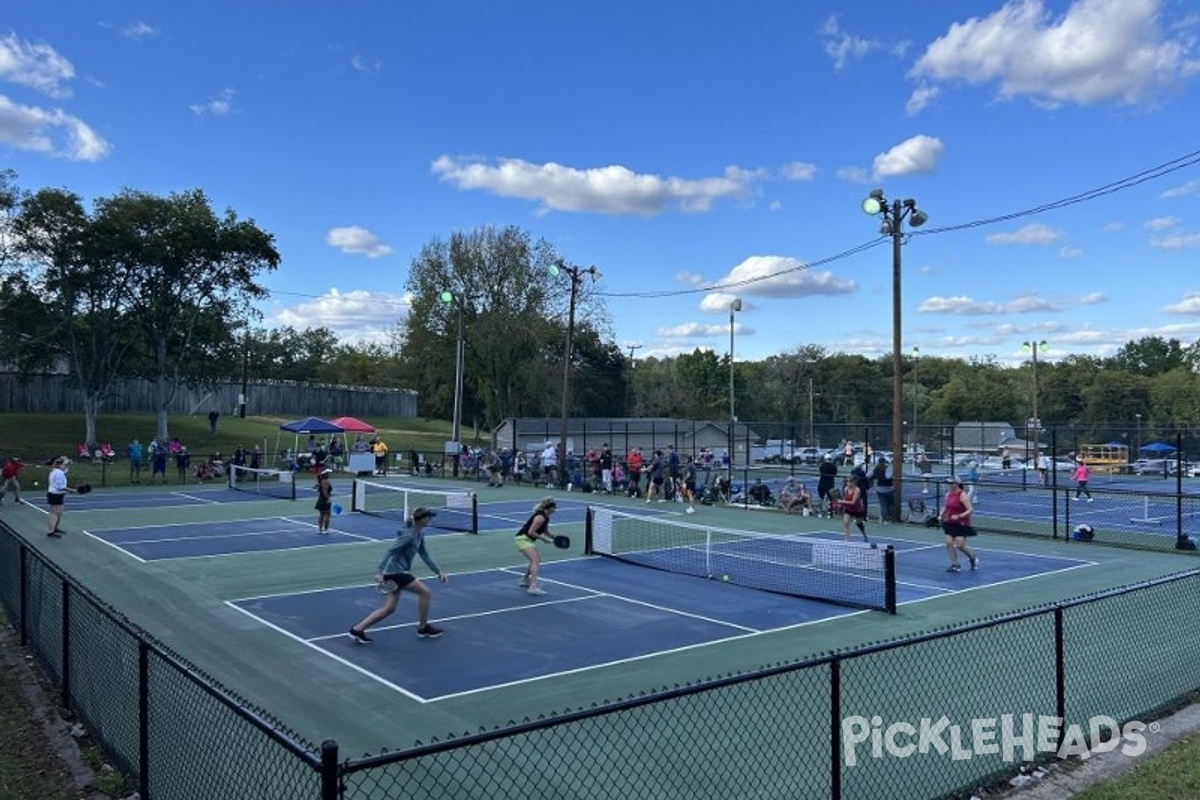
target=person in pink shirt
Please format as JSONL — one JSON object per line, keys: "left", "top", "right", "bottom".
{"left": 1072, "top": 459, "right": 1093, "bottom": 502}
{"left": 939, "top": 479, "right": 978, "bottom": 572}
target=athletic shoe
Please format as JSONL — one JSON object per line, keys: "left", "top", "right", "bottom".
{"left": 526, "top": 586, "right": 547, "bottom": 596}
{"left": 1086, "top": 497, "right": 1093, "bottom": 503}
{"left": 416, "top": 623, "right": 444, "bottom": 638}
{"left": 685, "top": 506, "right": 695, "bottom": 514}
{"left": 946, "top": 564, "right": 961, "bottom": 573}
{"left": 969, "top": 555, "right": 978, "bottom": 571}
{"left": 348, "top": 628, "right": 372, "bottom": 644}
{"left": 518, "top": 580, "right": 530, "bottom": 588}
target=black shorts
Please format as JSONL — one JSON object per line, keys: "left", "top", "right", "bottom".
{"left": 47, "top": 493, "right": 65, "bottom": 506}
{"left": 943, "top": 522, "right": 976, "bottom": 538}
{"left": 382, "top": 572, "right": 416, "bottom": 592}
{"left": 315, "top": 500, "right": 331, "bottom": 512}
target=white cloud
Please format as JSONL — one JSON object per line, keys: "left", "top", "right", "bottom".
{"left": 271, "top": 288, "right": 406, "bottom": 344}
{"left": 836, "top": 165, "right": 870, "bottom": 184}
{"left": 189, "top": 89, "right": 235, "bottom": 116}
{"left": 909, "top": 0, "right": 1200, "bottom": 108}
{"left": 325, "top": 226, "right": 394, "bottom": 258}
{"left": 1059, "top": 246, "right": 1083, "bottom": 259}
{"left": 704, "top": 255, "right": 856, "bottom": 304}
{"left": 985, "top": 223, "right": 1065, "bottom": 245}
{"left": 0, "top": 33, "right": 75, "bottom": 99}
{"left": 905, "top": 85, "right": 941, "bottom": 116}
{"left": 1161, "top": 179, "right": 1200, "bottom": 198}
{"left": 121, "top": 21, "right": 158, "bottom": 41}
{"left": 918, "top": 294, "right": 1060, "bottom": 314}
{"left": 1144, "top": 215, "right": 1180, "bottom": 230}
{"left": 657, "top": 321, "right": 750, "bottom": 339}
{"left": 872, "top": 135, "right": 944, "bottom": 179}
{"left": 0, "top": 95, "right": 110, "bottom": 160}
{"left": 819, "top": 15, "right": 884, "bottom": 70}
{"left": 1101, "top": 221, "right": 1125, "bottom": 233}
{"left": 1163, "top": 292, "right": 1200, "bottom": 314}
{"left": 351, "top": 55, "right": 381, "bottom": 74}
{"left": 780, "top": 161, "right": 817, "bottom": 181}
{"left": 432, "top": 155, "right": 762, "bottom": 216}
{"left": 1079, "top": 292, "right": 1107, "bottom": 305}
{"left": 1151, "top": 232, "right": 1200, "bottom": 250}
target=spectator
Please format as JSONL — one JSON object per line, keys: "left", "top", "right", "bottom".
{"left": 372, "top": 437, "right": 389, "bottom": 476}
{"left": 540, "top": 442, "right": 558, "bottom": 488}
{"left": 748, "top": 478, "right": 773, "bottom": 506}
{"left": 208, "top": 409, "right": 220, "bottom": 436}
{"left": 250, "top": 445, "right": 263, "bottom": 469}
{"left": 626, "top": 447, "right": 644, "bottom": 498}
{"left": 175, "top": 446, "right": 192, "bottom": 484}
{"left": 872, "top": 457, "right": 895, "bottom": 524}
{"left": 149, "top": 437, "right": 168, "bottom": 484}
{"left": 779, "top": 478, "right": 806, "bottom": 515}
{"left": 817, "top": 454, "right": 838, "bottom": 516}
{"left": 127, "top": 438, "right": 144, "bottom": 484}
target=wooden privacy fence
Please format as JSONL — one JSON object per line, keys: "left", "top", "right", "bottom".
{"left": 0, "top": 373, "right": 418, "bottom": 419}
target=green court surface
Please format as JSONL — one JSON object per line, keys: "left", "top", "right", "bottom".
{"left": 1, "top": 475, "right": 1194, "bottom": 762}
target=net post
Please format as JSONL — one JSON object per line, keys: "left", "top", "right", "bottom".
{"left": 470, "top": 494, "right": 479, "bottom": 534}
{"left": 584, "top": 507, "right": 594, "bottom": 555}
{"left": 351, "top": 479, "right": 362, "bottom": 513}
{"left": 884, "top": 546, "right": 897, "bottom": 614}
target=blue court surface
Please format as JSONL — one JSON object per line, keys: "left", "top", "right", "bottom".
{"left": 81, "top": 496, "right": 654, "bottom": 561}
{"left": 228, "top": 531, "right": 1094, "bottom": 702}
{"left": 53, "top": 484, "right": 291, "bottom": 512}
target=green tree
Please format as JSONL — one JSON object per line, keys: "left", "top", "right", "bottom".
{"left": 103, "top": 189, "right": 279, "bottom": 440}
{"left": 402, "top": 225, "right": 579, "bottom": 431}
{"left": 10, "top": 188, "right": 143, "bottom": 445}
{"left": 1109, "top": 336, "right": 1189, "bottom": 377}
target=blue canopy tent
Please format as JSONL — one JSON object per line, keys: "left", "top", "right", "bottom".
{"left": 1139, "top": 442, "right": 1176, "bottom": 453}
{"left": 276, "top": 417, "right": 344, "bottom": 469}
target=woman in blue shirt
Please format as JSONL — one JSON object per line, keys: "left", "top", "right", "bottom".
{"left": 349, "top": 507, "right": 448, "bottom": 643}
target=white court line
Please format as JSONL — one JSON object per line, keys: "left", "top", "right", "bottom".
{"left": 899, "top": 562, "right": 1097, "bottom": 607}
{"left": 224, "top": 602, "right": 426, "bottom": 703}
{"left": 229, "top": 562, "right": 865, "bottom": 703}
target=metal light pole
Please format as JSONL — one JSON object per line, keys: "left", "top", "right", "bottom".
{"left": 808, "top": 377, "right": 819, "bottom": 447}
{"left": 625, "top": 343, "right": 642, "bottom": 415}
{"left": 1022, "top": 340, "right": 1047, "bottom": 464}
{"left": 438, "top": 291, "right": 465, "bottom": 449}
{"left": 911, "top": 345, "right": 919, "bottom": 470}
{"left": 1135, "top": 413, "right": 1142, "bottom": 460}
{"left": 862, "top": 191, "right": 928, "bottom": 522}
{"left": 728, "top": 298, "right": 742, "bottom": 476}
{"left": 550, "top": 260, "right": 601, "bottom": 488}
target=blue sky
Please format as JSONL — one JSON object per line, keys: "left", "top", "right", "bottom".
{"left": 3, "top": 0, "right": 1200, "bottom": 365}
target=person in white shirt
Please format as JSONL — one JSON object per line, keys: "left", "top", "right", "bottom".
{"left": 46, "top": 456, "right": 76, "bottom": 538}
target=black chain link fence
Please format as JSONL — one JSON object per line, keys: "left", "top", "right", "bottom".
{"left": 4, "top": 519, "right": 1200, "bottom": 800}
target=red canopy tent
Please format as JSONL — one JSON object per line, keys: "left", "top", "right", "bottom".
{"left": 328, "top": 416, "right": 376, "bottom": 433}
{"left": 327, "top": 417, "right": 378, "bottom": 472}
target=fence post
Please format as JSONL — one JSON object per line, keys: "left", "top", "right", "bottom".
{"left": 1054, "top": 606, "right": 1066, "bottom": 754}
{"left": 60, "top": 580, "right": 71, "bottom": 708}
{"left": 139, "top": 642, "right": 150, "bottom": 799}
{"left": 320, "top": 739, "right": 340, "bottom": 800}
{"left": 830, "top": 658, "right": 842, "bottom": 800}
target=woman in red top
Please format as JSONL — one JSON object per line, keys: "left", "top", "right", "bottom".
{"left": 840, "top": 475, "right": 868, "bottom": 542}
{"left": 940, "top": 479, "right": 978, "bottom": 572}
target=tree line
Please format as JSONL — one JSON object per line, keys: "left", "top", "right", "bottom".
{"left": 3, "top": 170, "right": 1197, "bottom": 446}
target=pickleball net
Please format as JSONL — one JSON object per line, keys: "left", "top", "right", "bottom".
{"left": 586, "top": 507, "right": 896, "bottom": 613}
{"left": 228, "top": 464, "right": 297, "bottom": 500}
{"left": 351, "top": 479, "right": 479, "bottom": 534}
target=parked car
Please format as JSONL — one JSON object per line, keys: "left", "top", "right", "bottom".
{"left": 1023, "top": 458, "right": 1077, "bottom": 473}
